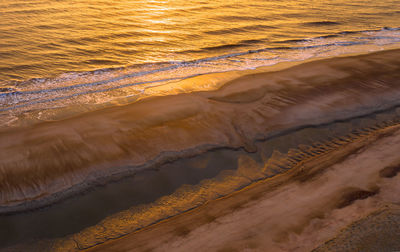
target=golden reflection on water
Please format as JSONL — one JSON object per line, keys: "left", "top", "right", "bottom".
{"left": 0, "top": 0, "right": 400, "bottom": 131}
{"left": 1, "top": 0, "right": 399, "bottom": 81}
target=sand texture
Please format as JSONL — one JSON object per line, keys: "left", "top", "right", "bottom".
{"left": 1, "top": 49, "right": 400, "bottom": 252}
{"left": 78, "top": 122, "right": 400, "bottom": 252}
{"left": 1, "top": 49, "right": 400, "bottom": 213}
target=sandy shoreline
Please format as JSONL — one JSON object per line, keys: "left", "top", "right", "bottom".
{"left": 1, "top": 48, "right": 400, "bottom": 251}
{"left": 1, "top": 49, "right": 400, "bottom": 213}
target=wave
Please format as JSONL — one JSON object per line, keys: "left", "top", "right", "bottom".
{"left": 303, "top": 21, "right": 341, "bottom": 26}
{"left": 203, "top": 25, "right": 276, "bottom": 35}
{"left": 2, "top": 26, "right": 399, "bottom": 87}
{"left": 0, "top": 27, "right": 400, "bottom": 128}
{"left": 201, "top": 43, "right": 247, "bottom": 51}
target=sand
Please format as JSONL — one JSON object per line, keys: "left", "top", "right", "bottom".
{"left": 1, "top": 49, "right": 400, "bottom": 214}
{"left": 2, "top": 49, "right": 400, "bottom": 251}
{"left": 76, "top": 122, "right": 400, "bottom": 252}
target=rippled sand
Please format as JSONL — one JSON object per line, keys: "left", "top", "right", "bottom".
{"left": 86, "top": 122, "right": 400, "bottom": 252}
{"left": 1, "top": 49, "right": 400, "bottom": 251}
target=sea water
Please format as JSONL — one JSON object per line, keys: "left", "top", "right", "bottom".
{"left": 0, "top": 0, "right": 400, "bottom": 127}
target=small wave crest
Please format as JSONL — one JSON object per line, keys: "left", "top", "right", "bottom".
{"left": 204, "top": 25, "right": 276, "bottom": 35}
{"left": 303, "top": 21, "right": 341, "bottom": 26}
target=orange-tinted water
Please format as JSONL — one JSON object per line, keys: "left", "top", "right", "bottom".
{"left": 1, "top": 0, "right": 400, "bottom": 128}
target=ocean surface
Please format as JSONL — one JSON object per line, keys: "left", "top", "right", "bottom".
{"left": 1, "top": 0, "right": 400, "bottom": 127}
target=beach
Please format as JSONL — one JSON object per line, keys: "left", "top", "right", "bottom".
{"left": 86, "top": 121, "right": 400, "bottom": 252}
{"left": 2, "top": 49, "right": 400, "bottom": 211}
{"left": 1, "top": 49, "right": 400, "bottom": 251}
{"left": 1, "top": 0, "right": 400, "bottom": 250}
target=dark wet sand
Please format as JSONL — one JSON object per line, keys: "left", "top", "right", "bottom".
{"left": 1, "top": 49, "right": 400, "bottom": 251}
{"left": 85, "top": 124, "right": 400, "bottom": 252}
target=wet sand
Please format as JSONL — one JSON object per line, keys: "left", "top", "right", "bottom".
{"left": 1, "top": 49, "right": 400, "bottom": 251}
{"left": 86, "top": 123, "right": 400, "bottom": 252}
{"left": 1, "top": 49, "right": 400, "bottom": 213}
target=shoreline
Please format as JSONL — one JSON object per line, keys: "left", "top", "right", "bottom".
{"left": 1, "top": 48, "right": 400, "bottom": 214}
{"left": 1, "top": 48, "right": 400, "bottom": 251}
